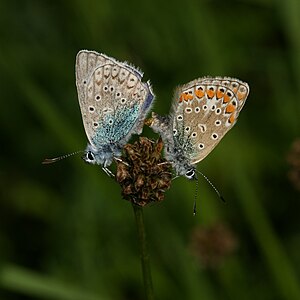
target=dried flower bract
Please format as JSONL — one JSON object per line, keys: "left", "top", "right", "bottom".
{"left": 116, "top": 137, "right": 172, "bottom": 206}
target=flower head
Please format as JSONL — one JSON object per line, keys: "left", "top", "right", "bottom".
{"left": 116, "top": 137, "right": 172, "bottom": 206}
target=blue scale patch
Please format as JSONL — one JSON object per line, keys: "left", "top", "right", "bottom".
{"left": 92, "top": 104, "right": 140, "bottom": 146}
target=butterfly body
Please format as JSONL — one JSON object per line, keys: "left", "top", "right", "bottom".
{"left": 150, "top": 77, "right": 249, "bottom": 179}
{"left": 76, "top": 50, "right": 154, "bottom": 170}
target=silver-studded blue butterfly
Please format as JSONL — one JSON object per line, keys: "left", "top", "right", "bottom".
{"left": 76, "top": 50, "right": 154, "bottom": 174}
{"left": 149, "top": 77, "right": 249, "bottom": 180}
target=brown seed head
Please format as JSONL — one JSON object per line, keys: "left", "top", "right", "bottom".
{"left": 116, "top": 137, "right": 172, "bottom": 206}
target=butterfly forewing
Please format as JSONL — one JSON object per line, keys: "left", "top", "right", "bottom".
{"left": 172, "top": 77, "right": 249, "bottom": 164}
{"left": 76, "top": 50, "right": 154, "bottom": 148}
{"left": 76, "top": 51, "right": 113, "bottom": 107}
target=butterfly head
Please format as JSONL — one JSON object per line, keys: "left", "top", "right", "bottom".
{"left": 82, "top": 143, "right": 121, "bottom": 167}
{"left": 185, "top": 167, "right": 197, "bottom": 180}
{"left": 82, "top": 149, "right": 97, "bottom": 164}
{"left": 171, "top": 156, "right": 197, "bottom": 180}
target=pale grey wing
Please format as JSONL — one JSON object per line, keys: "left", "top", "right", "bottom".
{"left": 79, "top": 60, "right": 154, "bottom": 148}
{"left": 76, "top": 50, "right": 144, "bottom": 109}
{"left": 172, "top": 77, "right": 249, "bottom": 164}
{"left": 76, "top": 50, "right": 110, "bottom": 108}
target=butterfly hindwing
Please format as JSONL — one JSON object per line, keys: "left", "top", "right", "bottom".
{"left": 172, "top": 77, "right": 249, "bottom": 164}
{"left": 149, "top": 76, "right": 249, "bottom": 177}
{"left": 171, "top": 77, "right": 249, "bottom": 165}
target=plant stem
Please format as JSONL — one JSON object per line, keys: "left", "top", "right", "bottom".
{"left": 132, "top": 204, "right": 154, "bottom": 300}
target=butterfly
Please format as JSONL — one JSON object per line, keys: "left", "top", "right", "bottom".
{"left": 149, "top": 77, "right": 249, "bottom": 180}
{"left": 75, "top": 50, "right": 155, "bottom": 174}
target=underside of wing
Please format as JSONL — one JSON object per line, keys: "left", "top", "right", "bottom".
{"left": 76, "top": 51, "right": 154, "bottom": 148}
{"left": 172, "top": 77, "right": 249, "bottom": 164}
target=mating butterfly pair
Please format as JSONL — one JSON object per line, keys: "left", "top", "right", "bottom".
{"left": 75, "top": 50, "right": 249, "bottom": 179}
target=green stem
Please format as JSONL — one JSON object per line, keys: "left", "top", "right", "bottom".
{"left": 132, "top": 204, "right": 154, "bottom": 300}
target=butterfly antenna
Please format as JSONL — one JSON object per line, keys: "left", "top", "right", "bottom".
{"left": 193, "top": 176, "right": 199, "bottom": 216}
{"left": 42, "top": 150, "right": 84, "bottom": 164}
{"left": 196, "top": 170, "right": 225, "bottom": 203}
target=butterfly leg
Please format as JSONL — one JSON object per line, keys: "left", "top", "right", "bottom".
{"left": 114, "top": 157, "right": 129, "bottom": 166}
{"left": 102, "top": 166, "right": 115, "bottom": 177}
{"left": 157, "top": 162, "right": 172, "bottom": 166}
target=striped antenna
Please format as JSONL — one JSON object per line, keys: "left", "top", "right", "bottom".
{"left": 196, "top": 170, "right": 225, "bottom": 203}
{"left": 42, "top": 151, "right": 83, "bottom": 164}
{"left": 193, "top": 176, "right": 199, "bottom": 216}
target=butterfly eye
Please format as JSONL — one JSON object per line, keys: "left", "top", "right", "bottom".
{"left": 185, "top": 107, "right": 192, "bottom": 113}
{"left": 185, "top": 169, "right": 195, "bottom": 180}
{"left": 120, "top": 98, "right": 127, "bottom": 104}
{"left": 191, "top": 132, "right": 197, "bottom": 138}
{"left": 93, "top": 122, "right": 99, "bottom": 128}
{"left": 177, "top": 115, "right": 183, "bottom": 121}
{"left": 87, "top": 151, "right": 94, "bottom": 161}
{"left": 202, "top": 105, "right": 208, "bottom": 111}
{"left": 95, "top": 95, "right": 101, "bottom": 101}
{"left": 103, "top": 85, "right": 108, "bottom": 92}
{"left": 173, "top": 129, "right": 178, "bottom": 136}
{"left": 110, "top": 86, "right": 115, "bottom": 92}
{"left": 198, "top": 143, "right": 205, "bottom": 149}
{"left": 195, "top": 107, "right": 200, "bottom": 113}
{"left": 211, "top": 105, "right": 216, "bottom": 111}
{"left": 89, "top": 106, "right": 95, "bottom": 113}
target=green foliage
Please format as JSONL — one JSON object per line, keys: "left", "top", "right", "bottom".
{"left": 0, "top": 0, "right": 300, "bottom": 299}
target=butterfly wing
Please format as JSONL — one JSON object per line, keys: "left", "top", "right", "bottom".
{"left": 171, "top": 77, "right": 249, "bottom": 164}
{"left": 75, "top": 50, "right": 154, "bottom": 149}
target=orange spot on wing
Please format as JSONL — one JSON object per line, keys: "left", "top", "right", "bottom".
{"left": 195, "top": 89, "right": 205, "bottom": 99}
{"left": 229, "top": 114, "right": 235, "bottom": 124}
{"left": 179, "top": 93, "right": 193, "bottom": 102}
{"left": 237, "top": 91, "right": 246, "bottom": 101}
{"left": 180, "top": 93, "right": 187, "bottom": 102}
{"left": 223, "top": 93, "right": 231, "bottom": 103}
{"left": 216, "top": 90, "right": 224, "bottom": 99}
{"left": 179, "top": 94, "right": 184, "bottom": 102}
{"left": 225, "top": 104, "right": 235, "bottom": 114}
{"left": 186, "top": 94, "right": 193, "bottom": 101}
{"left": 206, "top": 89, "right": 215, "bottom": 99}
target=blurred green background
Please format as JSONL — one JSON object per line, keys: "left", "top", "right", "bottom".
{"left": 1, "top": 0, "right": 300, "bottom": 299}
